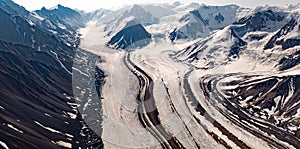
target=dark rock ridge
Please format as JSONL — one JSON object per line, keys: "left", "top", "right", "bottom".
{"left": 228, "top": 29, "right": 247, "bottom": 57}
{"left": 0, "top": 0, "right": 29, "bottom": 16}
{"left": 278, "top": 50, "right": 300, "bottom": 70}
{"left": 234, "top": 10, "right": 286, "bottom": 32}
{"left": 0, "top": 7, "right": 73, "bottom": 66}
{"left": 107, "top": 20, "right": 151, "bottom": 50}
{"left": 32, "top": 4, "right": 86, "bottom": 47}
{"left": 35, "top": 4, "right": 86, "bottom": 31}
{"left": 264, "top": 18, "right": 299, "bottom": 50}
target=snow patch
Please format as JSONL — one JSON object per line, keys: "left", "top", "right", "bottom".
{"left": 0, "top": 141, "right": 9, "bottom": 149}
{"left": 56, "top": 141, "right": 72, "bottom": 148}
{"left": 50, "top": 50, "right": 72, "bottom": 75}
{"left": 34, "top": 121, "right": 73, "bottom": 138}
{"left": 7, "top": 124, "right": 23, "bottom": 133}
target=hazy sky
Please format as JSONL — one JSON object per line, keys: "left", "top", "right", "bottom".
{"left": 12, "top": 0, "right": 300, "bottom": 12}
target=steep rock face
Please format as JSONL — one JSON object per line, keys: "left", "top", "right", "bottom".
{"left": 0, "top": 0, "right": 29, "bottom": 16}
{"left": 32, "top": 4, "right": 86, "bottom": 47}
{"left": 278, "top": 50, "right": 300, "bottom": 70}
{"left": 0, "top": 1, "right": 88, "bottom": 48}
{"left": 107, "top": 21, "right": 151, "bottom": 50}
{"left": 235, "top": 9, "right": 287, "bottom": 33}
{"left": 264, "top": 18, "right": 300, "bottom": 50}
{"left": 170, "top": 4, "right": 243, "bottom": 41}
{"left": 35, "top": 4, "right": 86, "bottom": 31}
{"left": 0, "top": 7, "right": 74, "bottom": 61}
{"left": 0, "top": 8, "right": 33, "bottom": 45}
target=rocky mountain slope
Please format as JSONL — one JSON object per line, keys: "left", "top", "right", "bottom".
{"left": 0, "top": 0, "right": 102, "bottom": 148}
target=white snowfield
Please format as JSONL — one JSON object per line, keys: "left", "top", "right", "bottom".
{"left": 0, "top": 141, "right": 9, "bottom": 149}
{"left": 77, "top": 2, "right": 300, "bottom": 149}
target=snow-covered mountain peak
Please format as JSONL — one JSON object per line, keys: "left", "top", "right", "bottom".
{"left": 170, "top": 4, "right": 246, "bottom": 41}
{"left": 172, "top": 1, "right": 182, "bottom": 7}
{"left": 174, "top": 2, "right": 201, "bottom": 11}
{"left": 175, "top": 25, "right": 247, "bottom": 68}
{"left": 140, "top": 4, "right": 176, "bottom": 18}
{"left": 48, "top": 4, "right": 61, "bottom": 10}
{"left": 175, "top": 4, "right": 300, "bottom": 71}
{"left": 85, "top": 8, "right": 111, "bottom": 21}
{"left": 128, "top": 4, "right": 146, "bottom": 14}
{"left": 36, "top": 4, "right": 86, "bottom": 31}
{"left": 120, "top": 4, "right": 158, "bottom": 25}
{"left": 196, "top": 4, "right": 240, "bottom": 28}
{"left": 39, "top": 4, "right": 79, "bottom": 16}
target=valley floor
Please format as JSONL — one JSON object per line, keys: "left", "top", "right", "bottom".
{"left": 76, "top": 21, "right": 300, "bottom": 149}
